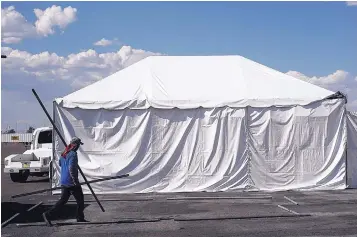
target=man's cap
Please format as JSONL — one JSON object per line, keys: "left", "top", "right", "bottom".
{"left": 70, "top": 136, "right": 84, "bottom": 145}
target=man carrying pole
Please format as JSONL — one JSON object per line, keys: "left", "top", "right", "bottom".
{"left": 42, "top": 137, "right": 87, "bottom": 226}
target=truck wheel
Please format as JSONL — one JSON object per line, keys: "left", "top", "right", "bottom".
{"left": 10, "top": 173, "right": 22, "bottom": 182}
{"left": 10, "top": 171, "right": 29, "bottom": 183}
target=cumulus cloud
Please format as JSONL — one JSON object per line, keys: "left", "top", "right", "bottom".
{"left": 1, "top": 6, "right": 37, "bottom": 43}
{"left": 1, "top": 5, "right": 77, "bottom": 44}
{"left": 93, "top": 38, "right": 121, "bottom": 47}
{"left": 286, "top": 70, "right": 348, "bottom": 85}
{"left": 2, "top": 45, "right": 161, "bottom": 87}
{"left": 346, "top": 1, "right": 357, "bottom": 6}
{"left": 286, "top": 70, "right": 357, "bottom": 111}
{"left": 1, "top": 45, "right": 162, "bottom": 129}
{"left": 94, "top": 38, "right": 113, "bottom": 46}
{"left": 34, "top": 5, "right": 77, "bottom": 36}
{"left": 2, "top": 36, "right": 23, "bottom": 44}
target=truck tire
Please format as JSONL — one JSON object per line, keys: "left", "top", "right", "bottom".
{"left": 10, "top": 170, "right": 30, "bottom": 183}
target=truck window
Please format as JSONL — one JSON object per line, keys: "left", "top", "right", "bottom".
{"left": 38, "top": 130, "right": 52, "bottom": 144}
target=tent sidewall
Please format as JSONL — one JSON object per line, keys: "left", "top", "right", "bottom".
{"left": 52, "top": 98, "right": 350, "bottom": 193}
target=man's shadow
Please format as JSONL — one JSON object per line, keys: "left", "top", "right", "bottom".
{"left": 24, "top": 178, "right": 50, "bottom": 183}
{"left": 1, "top": 202, "right": 90, "bottom": 224}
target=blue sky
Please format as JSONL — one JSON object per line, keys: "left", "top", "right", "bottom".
{"left": 3, "top": 1, "right": 357, "bottom": 75}
{"left": 1, "top": 1, "right": 357, "bottom": 130}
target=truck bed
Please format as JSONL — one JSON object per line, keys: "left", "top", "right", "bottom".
{"left": 9, "top": 153, "right": 37, "bottom": 162}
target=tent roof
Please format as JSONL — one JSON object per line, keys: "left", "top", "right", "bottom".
{"left": 56, "top": 55, "right": 336, "bottom": 109}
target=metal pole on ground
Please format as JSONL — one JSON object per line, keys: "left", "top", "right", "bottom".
{"left": 11, "top": 174, "right": 129, "bottom": 198}
{"left": 31, "top": 89, "right": 106, "bottom": 212}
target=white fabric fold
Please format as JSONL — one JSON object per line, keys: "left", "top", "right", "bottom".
{"left": 347, "top": 111, "right": 357, "bottom": 188}
{"left": 52, "top": 99, "right": 348, "bottom": 194}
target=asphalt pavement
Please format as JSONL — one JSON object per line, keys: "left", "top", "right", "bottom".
{"left": 1, "top": 143, "right": 50, "bottom": 201}
{"left": 2, "top": 143, "right": 357, "bottom": 237}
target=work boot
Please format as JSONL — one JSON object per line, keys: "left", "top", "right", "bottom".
{"left": 42, "top": 212, "right": 52, "bottom": 227}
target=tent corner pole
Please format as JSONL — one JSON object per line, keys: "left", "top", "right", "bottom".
{"left": 344, "top": 105, "right": 348, "bottom": 189}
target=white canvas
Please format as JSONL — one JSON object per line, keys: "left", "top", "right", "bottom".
{"left": 51, "top": 55, "right": 349, "bottom": 194}
{"left": 52, "top": 106, "right": 249, "bottom": 193}
{"left": 347, "top": 111, "right": 357, "bottom": 188}
{"left": 55, "top": 56, "right": 334, "bottom": 110}
{"left": 52, "top": 99, "right": 347, "bottom": 193}
{"left": 249, "top": 99, "right": 346, "bottom": 191}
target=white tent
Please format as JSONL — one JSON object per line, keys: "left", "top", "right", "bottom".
{"left": 347, "top": 111, "right": 357, "bottom": 188}
{"left": 52, "top": 55, "right": 353, "bottom": 194}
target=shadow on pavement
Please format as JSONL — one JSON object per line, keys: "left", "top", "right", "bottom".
{"left": 25, "top": 178, "right": 50, "bottom": 183}
{"left": 1, "top": 202, "right": 89, "bottom": 223}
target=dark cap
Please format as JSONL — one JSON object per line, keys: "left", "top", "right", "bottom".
{"left": 70, "top": 136, "right": 84, "bottom": 145}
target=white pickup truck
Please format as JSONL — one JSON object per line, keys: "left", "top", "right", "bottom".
{"left": 3, "top": 127, "right": 52, "bottom": 182}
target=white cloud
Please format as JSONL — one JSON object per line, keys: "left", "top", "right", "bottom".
{"left": 94, "top": 38, "right": 113, "bottom": 47}
{"left": 94, "top": 38, "right": 121, "bottom": 47}
{"left": 286, "top": 69, "right": 357, "bottom": 111}
{"left": 346, "top": 1, "right": 357, "bottom": 6}
{"left": 2, "top": 37, "right": 23, "bottom": 44}
{"left": 1, "top": 45, "right": 162, "bottom": 129}
{"left": 1, "top": 46, "right": 13, "bottom": 55}
{"left": 1, "top": 5, "right": 77, "bottom": 44}
{"left": 286, "top": 70, "right": 348, "bottom": 85}
{"left": 34, "top": 5, "right": 77, "bottom": 36}
{"left": 1, "top": 6, "right": 37, "bottom": 44}
{"left": 2, "top": 45, "right": 161, "bottom": 86}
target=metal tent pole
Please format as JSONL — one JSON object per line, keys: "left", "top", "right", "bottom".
{"left": 31, "top": 89, "right": 105, "bottom": 212}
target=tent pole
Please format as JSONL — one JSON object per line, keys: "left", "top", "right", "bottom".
{"left": 345, "top": 107, "right": 348, "bottom": 188}
{"left": 50, "top": 101, "right": 55, "bottom": 191}
{"left": 31, "top": 89, "right": 106, "bottom": 212}
{"left": 12, "top": 174, "right": 129, "bottom": 198}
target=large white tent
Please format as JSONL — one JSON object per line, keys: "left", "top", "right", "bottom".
{"left": 51, "top": 55, "right": 355, "bottom": 194}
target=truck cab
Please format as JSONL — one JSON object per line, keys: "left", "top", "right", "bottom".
{"left": 4, "top": 127, "right": 53, "bottom": 182}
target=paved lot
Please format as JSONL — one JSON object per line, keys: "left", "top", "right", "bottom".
{"left": 2, "top": 143, "right": 357, "bottom": 237}
{"left": 1, "top": 143, "right": 50, "bottom": 201}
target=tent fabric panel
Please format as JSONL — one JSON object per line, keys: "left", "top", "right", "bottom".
{"left": 52, "top": 99, "right": 347, "bottom": 193}
{"left": 249, "top": 99, "right": 346, "bottom": 191}
{"left": 347, "top": 111, "right": 357, "bottom": 188}
{"left": 55, "top": 56, "right": 335, "bottom": 110}
{"left": 52, "top": 107, "right": 249, "bottom": 193}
